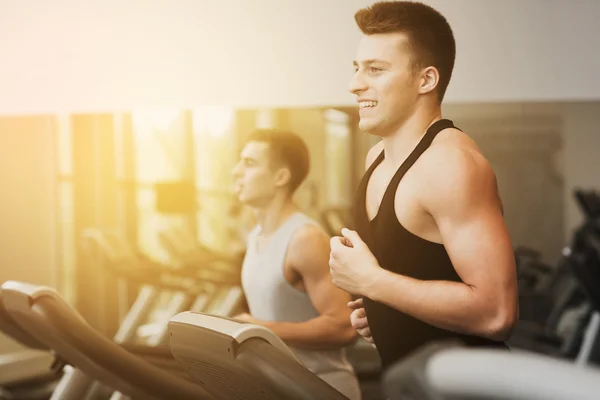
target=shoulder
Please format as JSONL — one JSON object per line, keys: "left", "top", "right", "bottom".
{"left": 365, "top": 140, "right": 384, "bottom": 170}
{"left": 427, "top": 132, "right": 492, "bottom": 178}
{"left": 288, "top": 222, "right": 330, "bottom": 253}
{"left": 286, "top": 222, "right": 330, "bottom": 271}
{"left": 416, "top": 130, "right": 500, "bottom": 214}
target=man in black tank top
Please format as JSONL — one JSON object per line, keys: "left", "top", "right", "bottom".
{"left": 328, "top": 1, "right": 519, "bottom": 371}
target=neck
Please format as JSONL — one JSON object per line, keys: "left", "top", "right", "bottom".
{"left": 381, "top": 102, "right": 442, "bottom": 168}
{"left": 254, "top": 194, "right": 298, "bottom": 235}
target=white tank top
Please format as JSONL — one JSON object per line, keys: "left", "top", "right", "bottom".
{"left": 241, "top": 212, "right": 355, "bottom": 376}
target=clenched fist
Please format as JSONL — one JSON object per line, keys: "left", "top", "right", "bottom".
{"left": 329, "top": 228, "right": 381, "bottom": 295}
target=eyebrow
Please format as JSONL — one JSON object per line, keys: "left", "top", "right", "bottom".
{"left": 353, "top": 59, "right": 391, "bottom": 67}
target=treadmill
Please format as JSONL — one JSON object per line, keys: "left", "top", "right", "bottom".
{"left": 3, "top": 281, "right": 345, "bottom": 400}
{"left": 1, "top": 280, "right": 214, "bottom": 400}
{"left": 0, "top": 288, "right": 62, "bottom": 400}
{"left": 168, "top": 311, "right": 600, "bottom": 400}
{"left": 0, "top": 289, "right": 48, "bottom": 351}
{"left": 382, "top": 340, "right": 600, "bottom": 400}
{"left": 168, "top": 311, "right": 349, "bottom": 400}
{"left": 7, "top": 280, "right": 600, "bottom": 400}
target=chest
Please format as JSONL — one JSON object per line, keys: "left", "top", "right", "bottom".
{"left": 250, "top": 234, "right": 305, "bottom": 291}
{"left": 255, "top": 233, "right": 272, "bottom": 254}
{"left": 364, "top": 164, "right": 441, "bottom": 243}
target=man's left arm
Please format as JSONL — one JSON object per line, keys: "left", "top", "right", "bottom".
{"left": 330, "top": 149, "right": 519, "bottom": 341}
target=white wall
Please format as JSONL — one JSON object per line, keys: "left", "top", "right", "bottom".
{"left": 1, "top": 0, "right": 599, "bottom": 114}
{"left": 0, "top": 117, "right": 58, "bottom": 355}
{"left": 444, "top": 101, "right": 600, "bottom": 249}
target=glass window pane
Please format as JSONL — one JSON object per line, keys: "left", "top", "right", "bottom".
{"left": 58, "top": 180, "right": 76, "bottom": 305}
{"left": 136, "top": 187, "right": 188, "bottom": 262}
{"left": 113, "top": 114, "right": 126, "bottom": 181}
{"left": 324, "top": 109, "right": 351, "bottom": 207}
{"left": 57, "top": 115, "right": 72, "bottom": 175}
{"left": 192, "top": 107, "right": 239, "bottom": 251}
{"left": 192, "top": 107, "right": 236, "bottom": 190}
{"left": 131, "top": 109, "right": 190, "bottom": 261}
{"left": 132, "top": 109, "right": 186, "bottom": 183}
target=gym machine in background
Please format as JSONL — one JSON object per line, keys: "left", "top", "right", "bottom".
{"left": 75, "top": 228, "right": 244, "bottom": 398}
{"left": 79, "top": 228, "right": 243, "bottom": 340}
{"left": 509, "top": 190, "right": 600, "bottom": 364}
{"left": 0, "top": 226, "right": 244, "bottom": 399}
{"left": 565, "top": 190, "right": 600, "bottom": 366}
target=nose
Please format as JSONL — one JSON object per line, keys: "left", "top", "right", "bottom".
{"left": 348, "top": 70, "right": 368, "bottom": 95}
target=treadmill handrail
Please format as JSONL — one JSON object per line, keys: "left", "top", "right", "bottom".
{"left": 169, "top": 312, "right": 350, "bottom": 400}
{"left": 428, "top": 349, "right": 600, "bottom": 400}
{"left": 0, "top": 289, "right": 48, "bottom": 350}
{"left": 384, "top": 345, "right": 600, "bottom": 400}
{"left": 170, "top": 311, "right": 302, "bottom": 364}
{"left": 1, "top": 281, "right": 58, "bottom": 301}
{"left": 2, "top": 281, "right": 215, "bottom": 400}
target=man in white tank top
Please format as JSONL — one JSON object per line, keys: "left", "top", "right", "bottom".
{"left": 231, "top": 129, "right": 362, "bottom": 400}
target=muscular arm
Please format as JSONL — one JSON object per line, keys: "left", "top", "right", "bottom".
{"left": 258, "top": 225, "right": 357, "bottom": 350}
{"left": 364, "top": 147, "right": 519, "bottom": 341}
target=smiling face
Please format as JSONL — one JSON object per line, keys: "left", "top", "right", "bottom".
{"left": 349, "top": 32, "right": 425, "bottom": 137}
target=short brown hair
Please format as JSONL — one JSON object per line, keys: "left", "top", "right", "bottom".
{"left": 246, "top": 129, "right": 310, "bottom": 194}
{"left": 355, "top": 1, "right": 456, "bottom": 102}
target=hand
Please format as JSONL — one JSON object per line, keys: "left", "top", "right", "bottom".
{"left": 329, "top": 228, "right": 381, "bottom": 296}
{"left": 348, "top": 298, "right": 375, "bottom": 347}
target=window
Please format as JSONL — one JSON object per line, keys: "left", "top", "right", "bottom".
{"left": 131, "top": 109, "right": 190, "bottom": 262}
{"left": 324, "top": 109, "right": 352, "bottom": 207}
{"left": 113, "top": 113, "right": 129, "bottom": 237}
{"left": 192, "top": 107, "right": 240, "bottom": 252}
{"left": 56, "top": 114, "right": 76, "bottom": 305}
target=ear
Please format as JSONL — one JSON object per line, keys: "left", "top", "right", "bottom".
{"left": 274, "top": 167, "right": 292, "bottom": 188}
{"left": 418, "top": 66, "right": 439, "bottom": 95}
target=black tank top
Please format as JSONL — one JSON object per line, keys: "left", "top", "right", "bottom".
{"left": 354, "top": 119, "right": 506, "bottom": 369}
